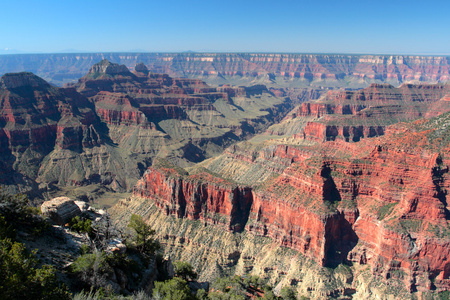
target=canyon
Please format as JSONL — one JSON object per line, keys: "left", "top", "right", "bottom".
{"left": 1, "top": 55, "right": 450, "bottom": 299}
{"left": 0, "top": 60, "right": 296, "bottom": 199}
{"left": 0, "top": 53, "right": 449, "bottom": 88}
{"left": 111, "top": 81, "right": 450, "bottom": 299}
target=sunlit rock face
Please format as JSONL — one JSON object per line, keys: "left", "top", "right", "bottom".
{"left": 130, "top": 82, "right": 450, "bottom": 295}
{"left": 133, "top": 128, "right": 450, "bottom": 293}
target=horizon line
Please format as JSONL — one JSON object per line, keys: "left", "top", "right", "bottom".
{"left": 1, "top": 51, "right": 450, "bottom": 57}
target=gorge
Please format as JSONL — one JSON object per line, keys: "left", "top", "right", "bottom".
{"left": 1, "top": 56, "right": 450, "bottom": 299}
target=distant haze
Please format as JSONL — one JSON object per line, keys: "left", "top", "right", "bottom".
{"left": 0, "top": 0, "right": 449, "bottom": 55}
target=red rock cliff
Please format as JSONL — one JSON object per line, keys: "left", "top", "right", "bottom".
{"left": 294, "top": 83, "right": 450, "bottom": 143}
{"left": 134, "top": 165, "right": 253, "bottom": 232}
{"left": 134, "top": 114, "right": 450, "bottom": 291}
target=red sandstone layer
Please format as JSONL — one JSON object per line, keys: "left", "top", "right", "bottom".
{"left": 290, "top": 83, "right": 450, "bottom": 142}
{"left": 134, "top": 116, "right": 450, "bottom": 291}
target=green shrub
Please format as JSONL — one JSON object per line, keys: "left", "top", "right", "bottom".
{"left": 0, "top": 192, "right": 29, "bottom": 223}
{"left": 264, "top": 289, "right": 278, "bottom": 300}
{"left": 0, "top": 237, "right": 70, "bottom": 299}
{"left": 213, "top": 277, "right": 234, "bottom": 293}
{"left": 72, "top": 289, "right": 101, "bottom": 300}
{"left": 0, "top": 191, "right": 50, "bottom": 237}
{"left": 127, "top": 214, "right": 159, "bottom": 256}
{"left": 0, "top": 215, "right": 15, "bottom": 239}
{"left": 211, "top": 276, "right": 247, "bottom": 300}
{"left": 71, "top": 251, "right": 113, "bottom": 289}
{"left": 69, "top": 216, "right": 93, "bottom": 234}
{"left": 250, "top": 275, "right": 262, "bottom": 288}
{"left": 174, "top": 261, "right": 198, "bottom": 281}
{"left": 280, "top": 286, "right": 297, "bottom": 300}
{"left": 133, "top": 290, "right": 152, "bottom": 300}
{"left": 80, "top": 244, "right": 90, "bottom": 255}
{"left": 106, "top": 253, "right": 143, "bottom": 283}
{"left": 31, "top": 218, "right": 50, "bottom": 236}
{"left": 0, "top": 194, "right": 69, "bottom": 300}
{"left": 196, "top": 289, "right": 207, "bottom": 300}
{"left": 153, "top": 277, "right": 196, "bottom": 300}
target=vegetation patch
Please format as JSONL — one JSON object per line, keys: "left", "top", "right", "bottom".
{"left": 377, "top": 202, "right": 398, "bottom": 220}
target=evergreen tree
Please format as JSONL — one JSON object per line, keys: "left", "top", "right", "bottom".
{"left": 128, "top": 214, "right": 160, "bottom": 256}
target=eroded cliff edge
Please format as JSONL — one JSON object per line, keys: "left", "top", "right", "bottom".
{"left": 0, "top": 60, "right": 300, "bottom": 199}
{"left": 111, "top": 85, "right": 450, "bottom": 298}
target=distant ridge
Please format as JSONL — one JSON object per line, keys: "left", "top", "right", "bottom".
{"left": 0, "top": 52, "right": 449, "bottom": 87}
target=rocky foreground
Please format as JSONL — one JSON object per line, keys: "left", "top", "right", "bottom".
{"left": 111, "top": 82, "right": 450, "bottom": 299}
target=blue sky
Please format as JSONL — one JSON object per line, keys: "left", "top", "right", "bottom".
{"left": 1, "top": 0, "right": 449, "bottom": 54}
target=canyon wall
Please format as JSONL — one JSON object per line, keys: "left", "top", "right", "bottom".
{"left": 0, "top": 72, "right": 106, "bottom": 194}
{"left": 289, "top": 83, "right": 450, "bottom": 142}
{"left": 0, "top": 60, "right": 297, "bottom": 198}
{"left": 129, "top": 110, "right": 450, "bottom": 297}
{"left": 0, "top": 53, "right": 449, "bottom": 87}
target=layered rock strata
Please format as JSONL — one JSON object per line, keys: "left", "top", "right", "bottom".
{"left": 132, "top": 111, "right": 450, "bottom": 295}
{"left": 0, "top": 60, "right": 296, "bottom": 197}
{"left": 0, "top": 72, "right": 105, "bottom": 195}
{"left": 40, "top": 196, "right": 82, "bottom": 225}
{"left": 69, "top": 60, "right": 293, "bottom": 136}
{"left": 1, "top": 53, "right": 450, "bottom": 87}
{"left": 291, "top": 83, "right": 450, "bottom": 142}
{"left": 134, "top": 165, "right": 252, "bottom": 232}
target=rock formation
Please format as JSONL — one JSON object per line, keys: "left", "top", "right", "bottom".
{"left": 68, "top": 60, "right": 296, "bottom": 167}
{"left": 0, "top": 53, "right": 449, "bottom": 88}
{"left": 41, "top": 196, "right": 82, "bottom": 225}
{"left": 0, "top": 72, "right": 103, "bottom": 195}
{"left": 2, "top": 55, "right": 450, "bottom": 297}
{"left": 290, "top": 83, "right": 450, "bottom": 142}
{"left": 123, "top": 83, "right": 450, "bottom": 298}
{"left": 0, "top": 61, "right": 297, "bottom": 198}
{"left": 133, "top": 161, "right": 252, "bottom": 232}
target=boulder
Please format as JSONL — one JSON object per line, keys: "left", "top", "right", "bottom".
{"left": 41, "top": 197, "right": 81, "bottom": 225}
{"left": 107, "top": 239, "right": 127, "bottom": 254}
{"left": 74, "top": 200, "right": 89, "bottom": 213}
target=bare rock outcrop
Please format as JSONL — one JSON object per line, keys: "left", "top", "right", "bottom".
{"left": 87, "top": 59, "right": 131, "bottom": 77}
{"left": 41, "top": 196, "right": 81, "bottom": 225}
{"left": 134, "top": 164, "right": 252, "bottom": 232}
{"left": 0, "top": 72, "right": 50, "bottom": 89}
